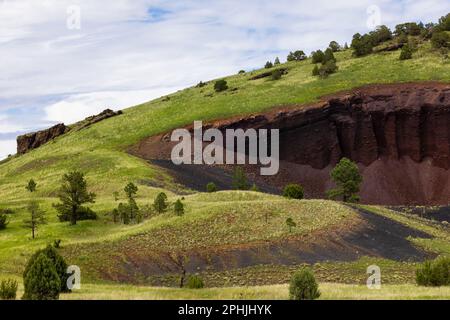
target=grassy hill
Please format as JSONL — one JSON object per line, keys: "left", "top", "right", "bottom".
{"left": 1, "top": 36, "right": 450, "bottom": 299}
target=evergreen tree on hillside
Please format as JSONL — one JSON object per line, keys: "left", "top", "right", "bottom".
{"left": 327, "top": 158, "right": 362, "bottom": 203}
{"left": 26, "top": 179, "right": 37, "bottom": 193}
{"left": 232, "top": 167, "right": 250, "bottom": 190}
{"left": 53, "top": 171, "right": 96, "bottom": 225}
{"left": 23, "top": 254, "right": 60, "bottom": 300}
{"left": 23, "top": 201, "right": 47, "bottom": 239}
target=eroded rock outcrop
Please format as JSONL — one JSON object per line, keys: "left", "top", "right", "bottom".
{"left": 16, "top": 108, "right": 122, "bottom": 154}
{"left": 17, "top": 123, "right": 68, "bottom": 155}
{"left": 132, "top": 82, "right": 450, "bottom": 205}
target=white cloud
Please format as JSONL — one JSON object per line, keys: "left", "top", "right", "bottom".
{"left": 44, "top": 87, "right": 180, "bottom": 124}
{"left": 0, "top": 140, "right": 17, "bottom": 159}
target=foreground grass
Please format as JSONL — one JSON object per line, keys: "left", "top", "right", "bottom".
{"left": 58, "top": 283, "right": 450, "bottom": 300}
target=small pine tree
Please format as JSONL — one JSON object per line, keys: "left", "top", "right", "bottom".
{"left": 153, "top": 192, "right": 168, "bottom": 213}
{"left": 206, "top": 182, "right": 217, "bottom": 193}
{"left": 327, "top": 158, "right": 362, "bottom": 202}
{"left": 289, "top": 268, "right": 321, "bottom": 300}
{"left": 124, "top": 182, "right": 138, "bottom": 200}
{"left": 274, "top": 57, "right": 281, "bottom": 65}
{"left": 174, "top": 199, "right": 184, "bottom": 216}
{"left": 286, "top": 218, "right": 297, "bottom": 233}
{"left": 0, "top": 213, "right": 8, "bottom": 230}
{"left": 26, "top": 179, "right": 37, "bottom": 193}
{"left": 23, "top": 253, "right": 60, "bottom": 300}
{"left": 23, "top": 245, "right": 69, "bottom": 294}
{"left": 23, "top": 201, "right": 47, "bottom": 239}
{"left": 232, "top": 167, "right": 249, "bottom": 190}
{"left": 323, "top": 48, "right": 336, "bottom": 63}
{"left": 283, "top": 184, "right": 304, "bottom": 199}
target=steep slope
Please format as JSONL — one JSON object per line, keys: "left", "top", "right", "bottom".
{"left": 134, "top": 83, "right": 450, "bottom": 205}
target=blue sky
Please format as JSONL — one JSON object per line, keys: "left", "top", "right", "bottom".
{"left": 0, "top": 0, "right": 449, "bottom": 159}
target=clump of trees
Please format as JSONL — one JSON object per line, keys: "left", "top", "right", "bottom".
{"left": 53, "top": 171, "right": 96, "bottom": 225}
{"left": 416, "top": 256, "right": 450, "bottom": 287}
{"left": 311, "top": 48, "right": 338, "bottom": 78}
{"left": 22, "top": 245, "right": 69, "bottom": 300}
{"left": 264, "top": 61, "right": 273, "bottom": 69}
{"left": 214, "top": 79, "right": 228, "bottom": 92}
{"left": 327, "top": 158, "right": 362, "bottom": 203}
{"left": 287, "top": 50, "right": 307, "bottom": 62}
{"left": 283, "top": 184, "right": 304, "bottom": 200}
{"left": 289, "top": 268, "right": 321, "bottom": 300}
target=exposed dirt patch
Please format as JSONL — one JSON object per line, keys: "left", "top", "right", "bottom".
{"left": 130, "top": 82, "right": 450, "bottom": 205}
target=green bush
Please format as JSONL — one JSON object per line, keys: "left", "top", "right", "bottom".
{"left": 312, "top": 65, "right": 320, "bottom": 76}
{"left": 0, "top": 279, "right": 18, "bottom": 300}
{"left": 289, "top": 268, "right": 321, "bottom": 300}
{"left": 0, "top": 213, "right": 8, "bottom": 230}
{"left": 399, "top": 44, "right": 413, "bottom": 60}
{"left": 311, "top": 50, "right": 324, "bottom": 63}
{"left": 186, "top": 275, "right": 204, "bottom": 289}
{"left": 283, "top": 184, "right": 304, "bottom": 199}
{"left": 214, "top": 79, "right": 228, "bottom": 92}
{"left": 232, "top": 167, "right": 249, "bottom": 190}
{"left": 206, "top": 182, "right": 217, "bottom": 193}
{"left": 23, "top": 245, "right": 69, "bottom": 294}
{"left": 287, "top": 50, "right": 306, "bottom": 61}
{"left": 416, "top": 256, "right": 450, "bottom": 286}
{"left": 271, "top": 69, "right": 282, "bottom": 80}
{"left": 431, "top": 31, "right": 450, "bottom": 49}
{"left": 23, "top": 253, "right": 60, "bottom": 300}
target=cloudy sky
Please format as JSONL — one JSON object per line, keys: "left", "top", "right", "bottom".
{"left": 0, "top": 0, "right": 449, "bottom": 159}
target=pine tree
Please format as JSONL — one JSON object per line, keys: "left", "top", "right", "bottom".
{"left": 232, "top": 167, "right": 249, "bottom": 190}
{"left": 327, "top": 158, "right": 363, "bottom": 202}
{"left": 23, "top": 201, "right": 47, "bottom": 239}
{"left": 23, "top": 253, "right": 60, "bottom": 300}
{"left": 174, "top": 199, "right": 184, "bottom": 216}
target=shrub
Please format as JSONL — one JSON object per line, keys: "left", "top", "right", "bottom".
{"left": 0, "top": 208, "right": 14, "bottom": 215}
{"left": 351, "top": 33, "right": 373, "bottom": 57}
{"left": 186, "top": 275, "right": 204, "bottom": 289}
{"left": 214, "top": 79, "right": 228, "bottom": 92}
{"left": 174, "top": 199, "right": 184, "bottom": 216}
{"left": 283, "top": 184, "right": 304, "bottom": 199}
{"left": 416, "top": 257, "right": 450, "bottom": 286}
{"left": 323, "top": 48, "right": 336, "bottom": 63}
{"left": 271, "top": 69, "right": 282, "bottom": 80}
{"left": 196, "top": 81, "right": 206, "bottom": 88}
{"left": 400, "top": 44, "right": 413, "bottom": 60}
{"left": 238, "top": 70, "right": 246, "bottom": 74}
{"left": 328, "top": 41, "right": 340, "bottom": 52}
{"left": 153, "top": 192, "right": 168, "bottom": 213}
{"left": 0, "top": 279, "right": 18, "bottom": 300}
{"left": 312, "top": 65, "right": 320, "bottom": 76}
{"left": 23, "top": 245, "right": 69, "bottom": 294}
{"left": 0, "top": 213, "right": 8, "bottom": 230}
{"left": 23, "top": 253, "right": 60, "bottom": 300}
{"left": 289, "top": 268, "right": 321, "bottom": 300}
{"left": 206, "top": 182, "right": 217, "bottom": 193}
{"left": 431, "top": 32, "right": 450, "bottom": 49}
{"left": 286, "top": 218, "right": 297, "bottom": 232}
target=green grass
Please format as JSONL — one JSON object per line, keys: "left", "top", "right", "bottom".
{"left": 5, "top": 278, "right": 450, "bottom": 300}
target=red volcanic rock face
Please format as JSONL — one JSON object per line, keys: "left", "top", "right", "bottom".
{"left": 132, "top": 83, "right": 450, "bottom": 205}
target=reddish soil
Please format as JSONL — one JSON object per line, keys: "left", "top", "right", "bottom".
{"left": 130, "top": 82, "right": 450, "bottom": 205}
